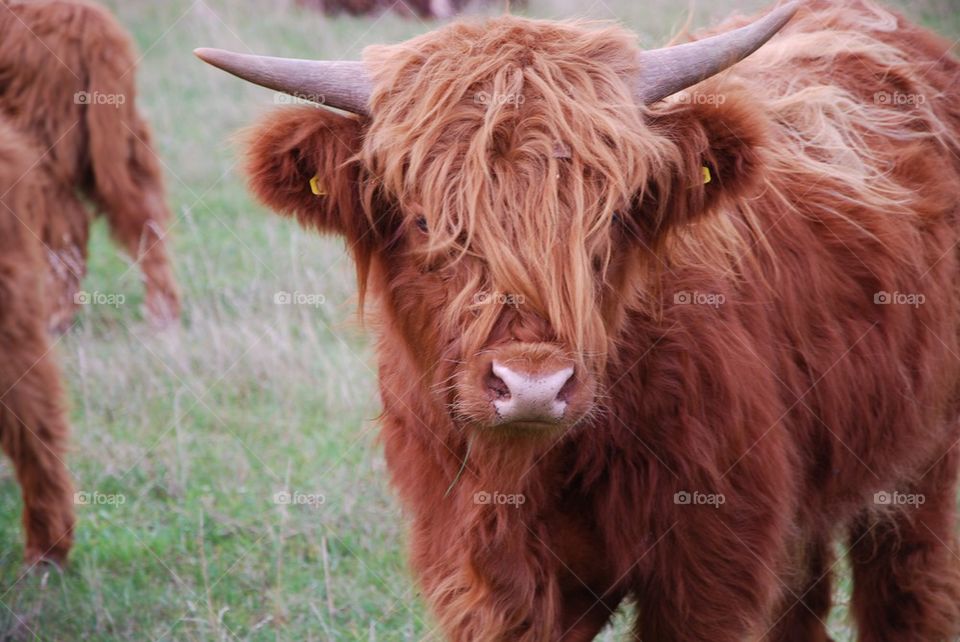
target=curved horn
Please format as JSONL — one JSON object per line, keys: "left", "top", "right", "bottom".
{"left": 194, "top": 48, "right": 372, "bottom": 115}
{"left": 634, "top": 1, "right": 800, "bottom": 104}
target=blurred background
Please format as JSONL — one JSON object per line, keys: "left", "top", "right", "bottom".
{"left": 0, "top": 0, "right": 957, "bottom": 639}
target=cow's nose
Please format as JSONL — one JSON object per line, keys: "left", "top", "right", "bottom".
{"left": 488, "top": 361, "right": 575, "bottom": 424}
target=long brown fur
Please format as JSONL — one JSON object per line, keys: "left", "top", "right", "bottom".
{"left": 0, "top": 118, "right": 74, "bottom": 565}
{"left": 243, "top": 1, "right": 960, "bottom": 639}
{"left": 0, "top": 0, "right": 178, "bottom": 567}
{"left": 0, "top": 0, "right": 179, "bottom": 331}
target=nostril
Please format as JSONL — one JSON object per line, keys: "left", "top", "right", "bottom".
{"left": 556, "top": 370, "right": 576, "bottom": 403}
{"left": 485, "top": 368, "right": 511, "bottom": 401}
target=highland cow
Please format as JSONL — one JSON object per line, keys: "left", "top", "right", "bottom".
{"left": 0, "top": 118, "right": 75, "bottom": 565}
{"left": 0, "top": 0, "right": 179, "bottom": 332}
{"left": 0, "top": 0, "right": 178, "bottom": 566}
{"left": 198, "top": 0, "right": 960, "bottom": 638}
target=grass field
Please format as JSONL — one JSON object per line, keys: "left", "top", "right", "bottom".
{"left": 1, "top": 0, "right": 958, "bottom": 639}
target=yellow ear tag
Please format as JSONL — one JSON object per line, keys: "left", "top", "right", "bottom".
{"left": 309, "top": 176, "right": 326, "bottom": 196}
{"left": 702, "top": 166, "right": 712, "bottom": 185}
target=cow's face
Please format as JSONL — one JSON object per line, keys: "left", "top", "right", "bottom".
{"left": 242, "top": 18, "right": 769, "bottom": 438}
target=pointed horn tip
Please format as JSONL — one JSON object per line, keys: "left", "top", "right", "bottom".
{"left": 762, "top": 0, "right": 802, "bottom": 29}
{"left": 773, "top": 0, "right": 802, "bottom": 21}
{"left": 780, "top": 0, "right": 801, "bottom": 14}
{"left": 634, "top": 0, "right": 803, "bottom": 104}
{"left": 193, "top": 47, "right": 223, "bottom": 65}
{"left": 193, "top": 47, "right": 244, "bottom": 70}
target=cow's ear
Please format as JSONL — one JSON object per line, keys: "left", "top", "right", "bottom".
{"left": 633, "top": 86, "right": 769, "bottom": 241}
{"left": 243, "top": 106, "right": 370, "bottom": 241}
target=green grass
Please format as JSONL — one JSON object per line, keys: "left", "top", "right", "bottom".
{"left": 1, "top": 0, "right": 957, "bottom": 640}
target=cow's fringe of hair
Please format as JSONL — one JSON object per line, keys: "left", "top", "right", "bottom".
{"left": 361, "top": 18, "right": 656, "bottom": 368}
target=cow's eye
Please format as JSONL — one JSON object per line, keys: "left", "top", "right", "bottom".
{"left": 611, "top": 212, "right": 623, "bottom": 226}
{"left": 415, "top": 216, "right": 428, "bottom": 233}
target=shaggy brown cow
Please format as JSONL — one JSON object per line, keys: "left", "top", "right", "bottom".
{"left": 0, "top": 0, "right": 177, "bottom": 566}
{"left": 198, "top": 0, "right": 960, "bottom": 638}
{"left": 0, "top": 0, "right": 179, "bottom": 331}
{"left": 0, "top": 118, "right": 75, "bottom": 565}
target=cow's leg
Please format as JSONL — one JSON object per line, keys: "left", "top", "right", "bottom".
{"left": 91, "top": 170, "right": 179, "bottom": 327}
{"left": 135, "top": 227, "right": 180, "bottom": 327}
{"left": 848, "top": 451, "right": 960, "bottom": 641}
{"left": 85, "top": 55, "right": 181, "bottom": 328}
{"left": 0, "top": 267, "right": 74, "bottom": 565}
{"left": 428, "top": 580, "right": 622, "bottom": 642}
{"left": 106, "top": 210, "right": 180, "bottom": 328}
{"left": 633, "top": 524, "right": 788, "bottom": 641}
{"left": 42, "top": 191, "right": 90, "bottom": 335}
{"left": 765, "top": 537, "right": 834, "bottom": 642}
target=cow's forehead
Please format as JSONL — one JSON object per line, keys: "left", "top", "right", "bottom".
{"left": 362, "top": 16, "right": 642, "bottom": 115}
{"left": 360, "top": 16, "right": 650, "bottom": 233}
